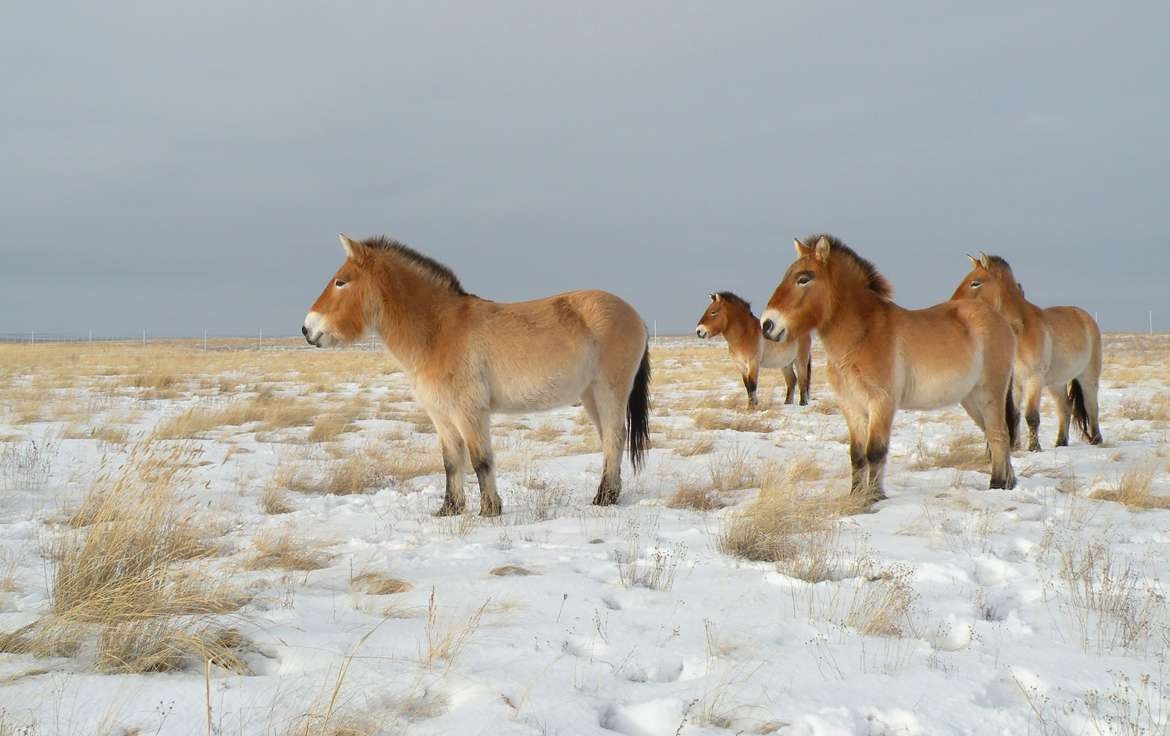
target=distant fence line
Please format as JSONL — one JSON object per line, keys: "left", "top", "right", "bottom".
{"left": 0, "top": 332, "right": 300, "bottom": 345}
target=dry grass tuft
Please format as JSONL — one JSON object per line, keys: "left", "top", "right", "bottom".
{"left": 278, "top": 442, "right": 441, "bottom": 495}
{"left": 420, "top": 588, "right": 488, "bottom": 667}
{"left": 308, "top": 414, "right": 357, "bottom": 443}
{"left": 97, "top": 622, "right": 251, "bottom": 675}
{"left": 706, "top": 445, "right": 760, "bottom": 492}
{"left": 153, "top": 393, "right": 316, "bottom": 439}
{"left": 260, "top": 484, "right": 294, "bottom": 514}
{"left": 1090, "top": 464, "right": 1169, "bottom": 510}
{"left": 666, "top": 478, "right": 729, "bottom": 511}
{"left": 911, "top": 433, "right": 987, "bottom": 472}
{"left": 351, "top": 572, "right": 412, "bottom": 595}
{"left": 1048, "top": 540, "right": 1166, "bottom": 654}
{"left": 3, "top": 444, "right": 242, "bottom": 674}
{"left": 718, "top": 468, "right": 869, "bottom": 582}
{"left": 693, "top": 410, "right": 774, "bottom": 434}
{"left": 490, "top": 565, "right": 535, "bottom": 577}
{"left": 1118, "top": 394, "right": 1170, "bottom": 422}
{"left": 247, "top": 532, "right": 329, "bottom": 571}
{"left": 673, "top": 436, "right": 715, "bottom": 457}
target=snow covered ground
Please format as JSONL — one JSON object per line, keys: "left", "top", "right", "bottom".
{"left": 1, "top": 334, "right": 1168, "bottom": 735}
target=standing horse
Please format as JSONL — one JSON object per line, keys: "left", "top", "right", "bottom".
{"left": 302, "top": 234, "right": 651, "bottom": 516}
{"left": 694, "top": 291, "right": 812, "bottom": 408}
{"left": 760, "top": 235, "right": 1018, "bottom": 502}
{"left": 950, "top": 253, "right": 1103, "bottom": 450}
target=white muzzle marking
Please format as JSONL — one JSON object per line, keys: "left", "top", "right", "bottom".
{"left": 759, "top": 309, "right": 788, "bottom": 343}
{"left": 302, "top": 311, "right": 336, "bottom": 348}
{"left": 695, "top": 326, "right": 708, "bottom": 339}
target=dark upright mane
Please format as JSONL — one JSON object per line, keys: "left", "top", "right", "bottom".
{"left": 985, "top": 254, "right": 1013, "bottom": 272}
{"left": 803, "top": 233, "right": 892, "bottom": 299}
{"left": 715, "top": 291, "right": 754, "bottom": 316}
{"left": 362, "top": 235, "right": 467, "bottom": 295}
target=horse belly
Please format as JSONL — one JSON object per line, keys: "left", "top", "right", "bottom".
{"left": 759, "top": 340, "right": 795, "bottom": 369}
{"left": 489, "top": 351, "right": 596, "bottom": 413}
{"left": 899, "top": 354, "right": 981, "bottom": 411}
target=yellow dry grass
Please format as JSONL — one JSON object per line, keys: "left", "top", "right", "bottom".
{"left": 1090, "top": 463, "right": 1170, "bottom": 510}
{"left": 718, "top": 466, "right": 868, "bottom": 582}
{"left": 911, "top": 433, "right": 988, "bottom": 472}
{"left": 308, "top": 413, "right": 358, "bottom": 443}
{"left": 247, "top": 531, "right": 329, "bottom": 571}
{"left": 2, "top": 444, "right": 242, "bottom": 674}
{"left": 153, "top": 393, "right": 316, "bottom": 439}
{"left": 351, "top": 572, "right": 412, "bottom": 595}
{"left": 277, "top": 442, "right": 442, "bottom": 496}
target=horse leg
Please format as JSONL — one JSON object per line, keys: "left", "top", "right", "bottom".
{"left": 781, "top": 362, "right": 797, "bottom": 405}
{"left": 960, "top": 398, "right": 991, "bottom": 462}
{"left": 1022, "top": 378, "right": 1044, "bottom": 452}
{"left": 796, "top": 350, "right": 811, "bottom": 406}
{"left": 972, "top": 389, "right": 1016, "bottom": 490}
{"left": 743, "top": 361, "right": 760, "bottom": 409}
{"left": 863, "top": 400, "right": 894, "bottom": 502}
{"left": 586, "top": 384, "right": 626, "bottom": 506}
{"left": 839, "top": 401, "right": 871, "bottom": 498}
{"left": 432, "top": 417, "right": 467, "bottom": 516}
{"left": 456, "top": 411, "right": 501, "bottom": 517}
{"left": 1046, "top": 382, "right": 1073, "bottom": 447}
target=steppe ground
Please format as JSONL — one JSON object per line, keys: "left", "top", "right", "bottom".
{"left": 1, "top": 334, "right": 1168, "bottom": 736}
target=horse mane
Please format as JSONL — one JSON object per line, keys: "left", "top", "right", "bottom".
{"left": 362, "top": 235, "right": 468, "bottom": 296}
{"left": 984, "top": 254, "right": 1013, "bottom": 272}
{"left": 804, "top": 233, "right": 892, "bottom": 299}
{"left": 715, "top": 291, "right": 754, "bottom": 315}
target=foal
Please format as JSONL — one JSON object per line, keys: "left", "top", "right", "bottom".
{"left": 760, "top": 235, "right": 1018, "bottom": 502}
{"left": 694, "top": 292, "right": 812, "bottom": 408}
{"left": 303, "top": 235, "right": 651, "bottom": 516}
{"left": 951, "top": 253, "right": 1103, "bottom": 450}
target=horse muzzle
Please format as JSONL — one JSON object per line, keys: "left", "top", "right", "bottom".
{"left": 695, "top": 326, "right": 709, "bottom": 339}
{"left": 760, "top": 313, "right": 787, "bottom": 343}
{"left": 302, "top": 312, "right": 335, "bottom": 348}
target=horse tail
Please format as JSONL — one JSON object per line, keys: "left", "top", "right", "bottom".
{"left": 626, "top": 343, "right": 652, "bottom": 472}
{"left": 803, "top": 352, "right": 813, "bottom": 398}
{"left": 1068, "top": 379, "right": 1092, "bottom": 441}
{"left": 1005, "top": 376, "right": 1019, "bottom": 449}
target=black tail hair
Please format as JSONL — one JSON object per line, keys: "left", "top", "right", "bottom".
{"left": 1068, "top": 379, "right": 1093, "bottom": 441}
{"left": 1005, "top": 376, "right": 1019, "bottom": 449}
{"left": 627, "top": 344, "right": 652, "bottom": 472}
{"left": 803, "top": 353, "right": 813, "bottom": 398}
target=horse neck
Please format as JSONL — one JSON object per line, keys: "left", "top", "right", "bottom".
{"left": 816, "top": 276, "right": 887, "bottom": 360}
{"left": 996, "top": 276, "right": 1041, "bottom": 325}
{"left": 722, "top": 306, "right": 759, "bottom": 350}
{"left": 372, "top": 266, "right": 461, "bottom": 374}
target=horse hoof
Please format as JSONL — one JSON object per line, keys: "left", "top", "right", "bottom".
{"left": 435, "top": 504, "right": 465, "bottom": 517}
{"left": 1090, "top": 435, "right": 1103, "bottom": 446}
{"left": 1055, "top": 438, "right": 1069, "bottom": 447}
{"left": 799, "top": 399, "right": 808, "bottom": 407}
{"left": 1028, "top": 443, "right": 1042, "bottom": 453}
{"left": 480, "top": 506, "right": 501, "bottom": 518}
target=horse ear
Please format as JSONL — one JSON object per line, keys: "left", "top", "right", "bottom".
{"left": 712, "top": 293, "right": 722, "bottom": 302}
{"left": 814, "top": 236, "right": 831, "bottom": 262}
{"left": 793, "top": 238, "right": 810, "bottom": 257}
{"left": 979, "top": 252, "right": 992, "bottom": 270}
{"left": 966, "top": 253, "right": 980, "bottom": 269}
{"left": 339, "top": 233, "right": 358, "bottom": 259}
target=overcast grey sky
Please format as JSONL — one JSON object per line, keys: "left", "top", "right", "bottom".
{"left": 2, "top": 2, "right": 1167, "bottom": 337}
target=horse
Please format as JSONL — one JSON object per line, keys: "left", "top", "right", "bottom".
{"left": 950, "top": 253, "right": 1103, "bottom": 450}
{"left": 760, "top": 235, "right": 1018, "bottom": 503}
{"left": 694, "top": 291, "right": 812, "bottom": 408}
{"left": 302, "top": 234, "right": 651, "bottom": 516}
